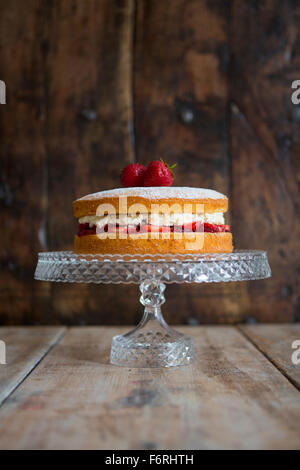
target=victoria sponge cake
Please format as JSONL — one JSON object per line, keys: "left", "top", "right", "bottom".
{"left": 73, "top": 187, "right": 233, "bottom": 254}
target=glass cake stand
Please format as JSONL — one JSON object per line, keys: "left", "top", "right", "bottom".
{"left": 34, "top": 250, "right": 271, "bottom": 368}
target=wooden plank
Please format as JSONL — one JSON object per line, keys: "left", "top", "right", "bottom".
{"left": 231, "top": 0, "right": 300, "bottom": 322}
{"left": 0, "top": 326, "right": 299, "bottom": 450}
{"left": 44, "top": 0, "right": 138, "bottom": 325}
{"left": 133, "top": 0, "right": 245, "bottom": 324}
{"left": 134, "top": 0, "right": 230, "bottom": 177}
{"left": 46, "top": 0, "right": 135, "bottom": 251}
{"left": 0, "top": 327, "right": 64, "bottom": 406}
{"left": 0, "top": 0, "right": 51, "bottom": 324}
{"left": 0, "top": 0, "right": 138, "bottom": 324}
{"left": 0, "top": 0, "right": 299, "bottom": 327}
{"left": 240, "top": 324, "right": 300, "bottom": 390}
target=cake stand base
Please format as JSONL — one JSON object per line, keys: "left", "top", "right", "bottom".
{"left": 34, "top": 250, "right": 271, "bottom": 368}
{"left": 110, "top": 280, "right": 195, "bottom": 367}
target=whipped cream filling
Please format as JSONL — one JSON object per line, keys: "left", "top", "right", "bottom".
{"left": 79, "top": 212, "right": 225, "bottom": 227}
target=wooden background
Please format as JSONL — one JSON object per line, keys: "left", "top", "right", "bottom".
{"left": 0, "top": 0, "right": 299, "bottom": 326}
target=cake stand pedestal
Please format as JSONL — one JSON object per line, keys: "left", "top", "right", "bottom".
{"left": 35, "top": 251, "right": 271, "bottom": 368}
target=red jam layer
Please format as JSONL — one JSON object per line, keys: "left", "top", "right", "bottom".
{"left": 78, "top": 222, "right": 230, "bottom": 237}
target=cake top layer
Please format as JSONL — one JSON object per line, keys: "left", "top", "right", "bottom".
{"left": 76, "top": 187, "right": 227, "bottom": 201}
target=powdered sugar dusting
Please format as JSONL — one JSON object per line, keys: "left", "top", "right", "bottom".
{"left": 77, "top": 187, "right": 227, "bottom": 201}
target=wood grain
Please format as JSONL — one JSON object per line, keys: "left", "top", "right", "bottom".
{"left": 0, "top": 0, "right": 51, "bottom": 324}
{"left": 0, "top": 327, "right": 64, "bottom": 406}
{"left": 230, "top": 0, "right": 300, "bottom": 322}
{"left": 0, "top": 0, "right": 138, "bottom": 325}
{"left": 45, "top": 0, "right": 138, "bottom": 325}
{"left": 240, "top": 324, "right": 300, "bottom": 390}
{"left": 0, "top": 0, "right": 299, "bottom": 325}
{"left": 0, "top": 326, "right": 299, "bottom": 450}
{"left": 133, "top": 0, "right": 245, "bottom": 323}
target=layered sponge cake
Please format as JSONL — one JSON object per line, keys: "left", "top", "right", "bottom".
{"left": 73, "top": 187, "right": 233, "bottom": 254}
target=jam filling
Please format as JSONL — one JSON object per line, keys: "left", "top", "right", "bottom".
{"left": 78, "top": 222, "right": 230, "bottom": 237}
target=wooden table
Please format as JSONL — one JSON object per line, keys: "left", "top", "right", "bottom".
{"left": 0, "top": 325, "right": 299, "bottom": 450}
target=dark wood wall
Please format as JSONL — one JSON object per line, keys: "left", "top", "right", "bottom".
{"left": 0, "top": 0, "right": 299, "bottom": 326}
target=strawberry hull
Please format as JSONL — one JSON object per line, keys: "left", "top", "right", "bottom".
{"left": 78, "top": 222, "right": 230, "bottom": 237}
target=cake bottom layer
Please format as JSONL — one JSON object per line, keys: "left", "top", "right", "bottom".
{"left": 74, "top": 232, "right": 233, "bottom": 254}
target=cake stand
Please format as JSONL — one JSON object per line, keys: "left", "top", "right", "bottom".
{"left": 34, "top": 250, "right": 271, "bottom": 368}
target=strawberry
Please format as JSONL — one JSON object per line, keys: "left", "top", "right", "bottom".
{"left": 143, "top": 160, "right": 176, "bottom": 187}
{"left": 140, "top": 224, "right": 160, "bottom": 233}
{"left": 127, "top": 225, "right": 140, "bottom": 234}
{"left": 160, "top": 226, "right": 173, "bottom": 233}
{"left": 204, "top": 223, "right": 230, "bottom": 233}
{"left": 140, "top": 225, "right": 172, "bottom": 233}
{"left": 78, "top": 223, "right": 96, "bottom": 237}
{"left": 120, "top": 163, "right": 147, "bottom": 187}
{"left": 182, "top": 221, "right": 202, "bottom": 232}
